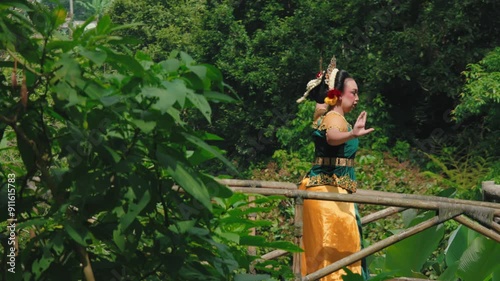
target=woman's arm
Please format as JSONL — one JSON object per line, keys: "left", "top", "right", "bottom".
{"left": 326, "top": 129, "right": 355, "bottom": 146}
{"left": 325, "top": 111, "right": 374, "bottom": 146}
{"left": 313, "top": 103, "right": 328, "bottom": 121}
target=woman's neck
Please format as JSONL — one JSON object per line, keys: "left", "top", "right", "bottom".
{"left": 332, "top": 106, "right": 344, "bottom": 116}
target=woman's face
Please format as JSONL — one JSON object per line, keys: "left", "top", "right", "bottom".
{"left": 340, "top": 78, "right": 359, "bottom": 113}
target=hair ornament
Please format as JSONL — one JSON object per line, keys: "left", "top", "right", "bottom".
{"left": 324, "top": 88, "right": 341, "bottom": 106}
{"left": 296, "top": 71, "right": 325, "bottom": 103}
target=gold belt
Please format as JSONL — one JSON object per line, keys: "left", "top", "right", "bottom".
{"left": 313, "top": 157, "right": 354, "bottom": 167}
{"left": 306, "top": 174, "right": 357, "bottom": 193}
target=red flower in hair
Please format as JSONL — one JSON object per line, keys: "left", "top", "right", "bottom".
{"left": 316, "top": 71, "right": 323, "bottom": 78}
{"left": 327, "top": 89, "right": 342, "bottom": 99}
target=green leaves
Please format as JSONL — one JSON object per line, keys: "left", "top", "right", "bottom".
{"left": 440, "top": 225, "right": 500, "bottom": 281}
{"left": 377, "top": 210, "right": 445, "bottom": 278}
{"left": 453, "top": 47, "right": 500, "bottom": 121}
{"left": 157, "top": 147, "right": 212, "bottom": 211}
{"left": 120, "top": 189, "right": 151, "bottom": 231}
{"left": 64, "top": 222, "right": 93, "bottom": 246}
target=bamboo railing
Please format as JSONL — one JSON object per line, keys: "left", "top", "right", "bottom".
{"left": 217, "top": 179, "right": 500, "bottom": 281}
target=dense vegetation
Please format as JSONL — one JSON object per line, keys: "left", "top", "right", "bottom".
{"left": 1, "top": 0, "right": 499, "bottom": 280}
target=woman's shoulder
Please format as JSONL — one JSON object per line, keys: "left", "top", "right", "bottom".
{"left": 316, "top": 111, "right": 350, "bottom": 132}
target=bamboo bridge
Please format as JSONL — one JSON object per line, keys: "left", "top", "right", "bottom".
{"left": 217, "top": 179, "right": 500, "bottom": 281}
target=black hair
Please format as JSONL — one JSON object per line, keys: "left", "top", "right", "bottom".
{"left": 334, "top": 70, "right": 352, "bottom": 91}
{"left": 306, "top": 69, "right": 352, "bottom": 103}
{"left": 307, "top": 72, "right": 328, "bottom": 103}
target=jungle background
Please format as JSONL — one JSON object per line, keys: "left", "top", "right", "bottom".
{"left": 0, "top": 0, "right": 499, "bottom": 280}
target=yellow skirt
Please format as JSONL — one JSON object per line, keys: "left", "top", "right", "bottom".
{"left": 299, "top": 177, "right": 362, "bottom": 281}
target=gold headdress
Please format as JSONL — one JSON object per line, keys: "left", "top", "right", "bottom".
{"left": 325, "top": 56, "right": 338, "bottom": 90}
{"left": 296, "top": 55, "right": 339, "bottom": 104}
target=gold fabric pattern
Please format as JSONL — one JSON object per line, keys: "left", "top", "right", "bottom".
{"left": 306, "top": 174, "right": 357, "bottom": 193}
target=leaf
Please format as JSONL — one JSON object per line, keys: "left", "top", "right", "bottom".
{"left": 160, "top": 58, "right": 181, "bottom": 73}
{"left": 384, "top": 211, "right": 445, "bottom": 276}
{"left": 32, "top": 249, "right": 54, "bottom": 280}
{"left": 203, "top": 64, "right": 223, "bottom": 83}
{"left": 341, "top": 267, "right": 365, "bottom": 281}
{"left": 444, "top": 225, "right": 477, "bottom": 266}
{"left": 438, "top": 262, "right": 459, "bottom": 281}
{"left": 79, "top": 48, "right": 107, "bottom": 66}
{"left": 186, "top": 91, "right": 211, "bottom": 122}
{"left": 52, "top": 8, "right": 67, "bottom": 27}
{"left": 141, "top": 86, "right": 175, "bottom": 113}
{"left": 156, "top": 147, "right": 212, "bottom": 211}
{"left": 46, "top": 40, "right": 78, "bottom": 52}
{"left": 113, "top": 229, "right": 125, "bottom": 252}
{"left": 96, "top": 15, "right": 112, "bottom": 34}
{"left": 0, "top": 123, "right": 6, "bottom": 145}
{"left": 168, "top": 220, "right": 196, "bottom": 234}
{"left": 204, "top": 91, "right": 237, "bottom": 103}
{"left": 181, "top": 132, "right": 238, "bottom": 174}
{"left": 457, "top": 235, "right": 500, "bottom": 281}
{"left": 103, "top": 145, "right": 121, "bottom": 163}
{"left": 164, "top": 80, "right": 190, "bottom": 107}
{"left": 104, "top": 49, "right": 144, "bottom": 76}
{"left": 215, "top": 228, "right": 240, "bottom": 243}
{"left": 493, "top": 266, "right": 500, "bottom": 281}
{"left": 120, "top": 190, "right": 151, "bottom": 231}
{"left": 234, "top": 274, "right": 272, "bottom": 281}
{"left": 180, "top": 51, "right": 194, "bottom": 65}
{"left": 131, "top": 119, "right": 156, "bottom": 134}
{"left": 186, "top": 65, "right": 207, "bottom": 84}
{"left": 64, "top": 222, "right": 92, "bottom": 246}
{"left": 100, "top": 94, "right": 122, "bottom": 106}
{"left": 200, "top": 173, "right": 233, "bottom": 198}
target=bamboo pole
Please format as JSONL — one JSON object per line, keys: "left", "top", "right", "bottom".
{"left": 228, "top": 187, "right": 500, "bottom": 218}
{"left": 247, "top": 195, "right": 257, "bottom": 258}
{"left": 77, "top": 245, "right": 96, "bottom": 281}
{"left": 249, "top": 249, "right": 290, "bottom": 274}
{"left": 303, "top": 216, "right": 443, "bottom": 281}
{"left": 356, "top": 189, "right": 500, "bottom": 210}
{"left": 293, "top": 197, "right": 304, "bottom": 280}
{"left": 217, "top": 179, "right": 297, "bottom": 190}
{"left": 260, "top": 249, "right": 288, "bottom": 260}
{"left": 482, "top": 181, "right": 500, "bottom": 202}
{"left": 361, "top": 206, "right": 407, "bottom": 225}
{"left": 387, "top": 277, "right": 429, "bottom": 281}
{"left": 218, "top": 179, "right": 500, "bottom": 210}
{"left": 455, "top": 215, "right": 500, "bottom": 242}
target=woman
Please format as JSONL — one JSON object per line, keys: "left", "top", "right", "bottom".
{"left": 296, "top": 57, "right": 374, "bottom": 280}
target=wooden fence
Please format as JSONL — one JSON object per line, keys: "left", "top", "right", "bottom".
{"left": 217, "top": 179, "right": 500, "bottom": 281}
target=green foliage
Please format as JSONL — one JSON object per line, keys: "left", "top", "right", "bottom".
{"left": 391, "top": 140, "right": 411, "bottom": 162}
{"left": 0, "top": 2, "right": 298, "bottom": 280}
{"left": 439, "top": 225, "right": 500, "bottom": 281}
{"left": 275, "top": 100, "right": 316, "bottom": 160}
{"left": 453, "top": 47, "right": 500, "bottom": 122}
{"left": 77, "top": 0, "right": 114, "bottom": 20}
{"left": 376, "top": 210, "right": 445, "bottom": 278}
{"left": 422, "top": 146, "right": 491, "bottom": 200}
{"left": 107, "top": 0, "right": 500, "bottom": 171}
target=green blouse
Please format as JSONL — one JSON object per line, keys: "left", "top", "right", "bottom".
{"left": 305, "top": 113, "right": 359, "bottom": 191}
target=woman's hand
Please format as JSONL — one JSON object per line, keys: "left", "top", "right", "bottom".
{"left": 352, "top": 111, "right": 374, "bottom": 137}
